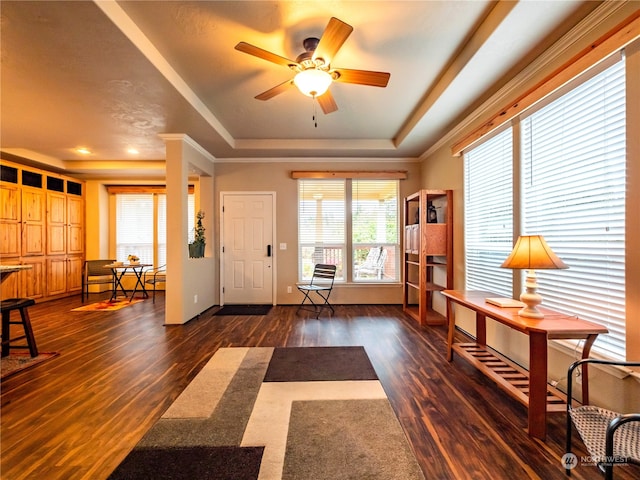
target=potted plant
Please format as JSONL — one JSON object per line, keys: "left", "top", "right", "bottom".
{"left": 189, "top": 210, "right": 206, "bottom": 258}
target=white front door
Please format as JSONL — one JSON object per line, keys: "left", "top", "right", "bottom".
{"left": 221, "top": 193, "right": 274, "bottom": 304}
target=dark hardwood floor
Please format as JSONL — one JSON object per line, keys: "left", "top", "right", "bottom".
{"left": 1, "top": 294, "right": 636, "bottom": 480}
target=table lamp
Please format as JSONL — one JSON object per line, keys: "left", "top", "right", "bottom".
{"left": 500, "top": 235, "right": 567, "bottom": 319}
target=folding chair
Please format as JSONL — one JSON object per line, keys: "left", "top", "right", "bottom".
{"left": 296, "top": 264, "right": 337, "bottom": 318}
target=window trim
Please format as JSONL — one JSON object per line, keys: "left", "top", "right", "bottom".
{"left": 452, "top": 12, "right": 640, "bottom": 156}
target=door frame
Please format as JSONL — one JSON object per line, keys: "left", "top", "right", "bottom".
{"left": 219, "top": 191, "right": 277, "bottom": 306}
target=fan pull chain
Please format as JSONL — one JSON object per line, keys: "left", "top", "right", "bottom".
{"left": 312, "top": 95, "right": 318, "bottom": 128}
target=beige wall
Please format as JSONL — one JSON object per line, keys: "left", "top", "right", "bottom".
{"left": 213, "top": 160, "right": 421, "bottom": 305}
{"left": 84, "top": 181, "right": 110, "bottom": 259}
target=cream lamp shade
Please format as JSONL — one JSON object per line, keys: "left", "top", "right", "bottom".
{"left": 293, "top": 69, "right": 332, "bottom": 97}
{"left": 501, "top": 235, "right": 568, "bottom": 318}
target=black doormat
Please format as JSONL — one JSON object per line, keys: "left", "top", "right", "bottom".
{"left": 214, "top": 305, "right": 272, "bottom": 316}
{"left": 108, "top": 445, "right": 263, "bottom": 480}
{"left": 264, "top": 346, "right": 379, "bottom": 382}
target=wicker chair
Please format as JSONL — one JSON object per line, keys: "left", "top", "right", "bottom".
{"left": 566, "top": 358, "right": 640, "bottom": 479}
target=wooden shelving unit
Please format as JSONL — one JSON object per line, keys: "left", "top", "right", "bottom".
{"left": 402, "top": 190, "right": 452, "bottom": 326}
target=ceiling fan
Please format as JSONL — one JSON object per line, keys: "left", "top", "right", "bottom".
{"left": 235, "top": 17, "right": 390, "bottom": 114}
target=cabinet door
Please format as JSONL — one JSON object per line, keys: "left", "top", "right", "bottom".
{"left": 66, "top": 255, "right": 84, "bottom": 292}
{"left": 22, "top": 187, "right": 46, "bottom": 256}
{"left": 0, "top": 258, "right": 21, "bottom": 300}
{"left": 47, "top": 192, "right": 66, "bottom": 255}
{"left": 21, "top": 257, "right": 45, "bottom": 299}
{"left": 67, "top": 196, "right": 84, "bottom": 254}
{"left": 0, "top": 184, "right": 21, "bottom": 257}
{"left": 47, "top": 256, "right": 67, "bottom": 296}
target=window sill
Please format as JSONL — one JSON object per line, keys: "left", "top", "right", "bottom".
{"left": 550, "top": 339, "right": 636, "bottom": 380}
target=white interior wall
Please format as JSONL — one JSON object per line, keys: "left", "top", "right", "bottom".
{"left": 163, "top": 134, "right": 216, "bottom": 325}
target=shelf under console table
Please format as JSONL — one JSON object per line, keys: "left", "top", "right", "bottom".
{"left": 442, "top": 290, "right": 608, "bottom": 440}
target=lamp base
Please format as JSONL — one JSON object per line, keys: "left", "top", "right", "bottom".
{"left": 517, "top": 305, "right": 545, "bottom": 319}
{"left": 518, "top": 269, "right": 544, "bottom": 319}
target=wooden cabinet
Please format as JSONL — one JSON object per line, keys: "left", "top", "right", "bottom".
{"left": 47, "top": 256, "right": 68, "bottom": 297}
{"left": 402, "top": 190, "right": 452, "bottom": 326}
{"left": 0, "top": 258, "right": 20, "bottom": 298}
{"left": 46, "top": 256, "right": 83, "bottom": 296}
{"left": 22, "top": 186, "right": 46, "bottom": 256}
{"left": 46, "top": 191, "right": 67, "bottom": 255}
{"left": 67, "top": 255, "right": 84, "bottom": 293}
{"left": 0, "top": 160, "right": 85, "bottom": 301}
{"left": 67, "top": 196, "right": 84, "bottom": 254}
{"left": 21, "top": 257, "right": 46, "bottom": 299}
{"left": 0, "top": 183, "right": 21, "bottom": 257}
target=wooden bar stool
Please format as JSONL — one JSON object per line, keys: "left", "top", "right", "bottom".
{"left": 1, "top": 298, "right": 38, "bottom": 357}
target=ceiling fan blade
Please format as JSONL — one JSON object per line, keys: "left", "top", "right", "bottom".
{"left": 255, "top": 79, "right": 294, "bottom": 101}
{"left": 313, "top": 17, "right": 353, "bottom": 64}
{"left": 235, "top": 42, "right": 298, "bottom": 68}
{"left": 332, "top": 68, "right": 390, "bottom": 87}
{"left": 317, "top": 89, "right": 338, "bottom": 114}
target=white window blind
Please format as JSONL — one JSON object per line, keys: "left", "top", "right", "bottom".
{"left": 298, "top": 180, "right": 345, "bottom": 280}
{"left": 116, "top": 194, "right": 154, "bottom": 264}
{"left": 521, "top": 59, "right": 626, "bottom": 359}
{"left": 352, "top": 180, "right": 399, "bottom": 282}
{"left": 464, "top": 127, "right": 514, "bottom": 296}
{"left": 115, "top": 192, "right": 193, "bottom": 268}
{"left": 157, "top": 194, "right": 167, "bottom": 266}
{"left": 186, "top": 194, "right": 196, "bottom": 243}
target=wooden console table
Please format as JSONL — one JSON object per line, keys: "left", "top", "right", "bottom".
{"left": 442, "top": 290, "right": 608, "bottom": 440}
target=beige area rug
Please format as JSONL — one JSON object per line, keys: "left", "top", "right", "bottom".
{"left": 108, "top": 346, "right": 425, "bottom": 480}
{"left": 72, "top": 297, "right": 144, "bottom": 311}
{"left": 1, "top": 352, "right": 59, "bottom": 380}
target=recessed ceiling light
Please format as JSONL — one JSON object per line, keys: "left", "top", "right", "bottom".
{"left": 76, "top": 147, "right": 91, "bottom": 155}
{"left": 127, "top": 148, "right": 139, "bottom": 155}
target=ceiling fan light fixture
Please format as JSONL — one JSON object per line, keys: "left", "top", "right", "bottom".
{"left": 293, "top": 69, "right": 332, "bottom": 97}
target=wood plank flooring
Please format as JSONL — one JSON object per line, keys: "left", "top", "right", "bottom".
{"left": 1, "top": 294, "right": 637, "bottom": 480}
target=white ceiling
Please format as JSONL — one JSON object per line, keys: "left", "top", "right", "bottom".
{"left": 0, "top": 1, "right": 600, "bottom": 176}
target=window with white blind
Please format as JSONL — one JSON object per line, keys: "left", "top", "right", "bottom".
{"left": 352, "top": 180, "right": 399, "bottom": 282}
{"left": 464, "top": 127, "right": 514, "bottom": 297}
{"left": 298, "top": 178, "right": 399, "bottom": 282}
{"left": 115, "top": 192, "right": 194, "bottom": 267}
{"left": 298, "top": 180, "right": 345, "bottom": 281}
{"left": 157, "top": 195, "right": 167, "bottom": 265}
{"left": 116, "top": 194, "right": 154, "bottom": 264}
{"left": 463, "top": 57, "right": 626, "bottom": 360}
{"left": 521, "top": 58, "right": 626, "bottom": 359}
